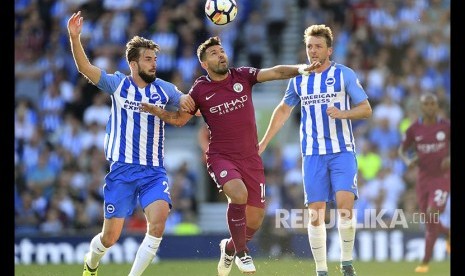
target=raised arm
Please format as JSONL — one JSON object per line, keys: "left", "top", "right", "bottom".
{"left": 67, "top": 11, "right": 101, "bottom": 85}
{"left": 258, "top": 101, "right": 294, "bottom": 155}
{"left": 256, "top": 61, "right": 321, "bottom": 83}
{"left": 140, "top": 102, "right": 194, "bottom": 127}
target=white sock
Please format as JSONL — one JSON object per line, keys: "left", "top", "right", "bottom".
{"left": 308, "top": 223, "right": 327, "bottom": 272}
{"left": 87, "top": 233, "right": 109, "bottom": 269}
{"left": 128, "top": 234, "right": 162, "bottom": 276}
{"left": 338, "top": 215, "right": 356, "bottom": 262}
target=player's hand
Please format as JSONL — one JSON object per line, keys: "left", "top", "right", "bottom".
{"left": 258, "top": 141, "right": 267, "bottom": 155}
{"left": 180, "top": 94, "right": 195, "bottom": 112}
{"left": 140, "top": 102, "right": 161, "bottom": 115}
{"left": 406, "top": 156, "right": 418, "bottom": 168}
{"left": 298, "top": 61, "right": 322, "bottom": 75}
{"left": 67, "top": 11, "right": 83, "bottom": 38}
{"left": 441, "top": 156, "right": 450, "bottom": 170}
{"left": 326, "top": 106, "right": 344, "bottom": 119}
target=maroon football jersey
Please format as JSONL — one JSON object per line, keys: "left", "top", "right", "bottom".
{"left": 188, "top": 67, "right": 261, "bottom": 159}
{"left": 401, "top": 117, "right": 450, "bottom": 179}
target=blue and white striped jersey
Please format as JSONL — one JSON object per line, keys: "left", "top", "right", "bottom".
{"left": 283, "top": 62, "right": 368, "bottom": 156}
{"left": 96, "top": 70, "right": 183, "bottom": 166}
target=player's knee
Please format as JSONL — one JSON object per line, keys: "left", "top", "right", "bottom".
{"left": 147, "top": 221, "right": 166, "bottom": 237}
{"left": 100, "top": 233, "right": 120, "bottom": 247}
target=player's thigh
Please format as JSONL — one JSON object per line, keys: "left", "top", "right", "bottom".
{"left": 302, "top": 155, "right": 331, "bottom": 204}
{"left": 426, "top": 179, "right": 450, "bottom": 213}
{"left": 138, "top": 166, "right": 172, "bottom": 211}
{"left": 238, "top": 155, "right": 266, "bottom": 209}
{"left": 206, "top": 155, "right": 242, "bottom": 189}
{"left": 329, "top": 152, "right": 358, "bottom": 199}
{"left": 103, "top": 161, "right": 139, "bottom": 218}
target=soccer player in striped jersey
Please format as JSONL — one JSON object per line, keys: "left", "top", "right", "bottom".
{"left": 140, "top": 36, "right": 320, "bottom": 275}
{"left": 68, "top": 11, "right": 190, "bottom": 276}
{"left": 398, "top": 93, "right": 450, "bottom": 273}
{"left": 258, "top": 24, "right": 372, "bottom": 276}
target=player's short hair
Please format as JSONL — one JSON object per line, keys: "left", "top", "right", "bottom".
{"left": 197, "top": 36, "right": 222, "bottom": 62}
{"left": 126, "top": 36, "right": 160, "bottom": 63}
{"left": 303, "top": 24, "right": 333, "bottom": 48}
{"left": 420, "top": 92, "right": 438, "bottom": 103}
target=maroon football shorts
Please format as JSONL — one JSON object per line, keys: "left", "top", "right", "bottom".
{"left": 206, "top": 153, "right": 266, "bottom": 209}
{"left": 416, "top": 175, "right": 450, "bottom": 213}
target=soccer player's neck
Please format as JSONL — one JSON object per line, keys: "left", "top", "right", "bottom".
{"left": 208, "top": 71, "right": 229, "bottom": 82}
{"left": 313, "top": 60, "right": 332, "bottom": 74}
{"left": 131, "top": 75, "right": 151, "bottom": 89}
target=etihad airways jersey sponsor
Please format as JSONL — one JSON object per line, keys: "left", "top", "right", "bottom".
{"left": 188, "top": 67, "right": 260, "bottom": 159}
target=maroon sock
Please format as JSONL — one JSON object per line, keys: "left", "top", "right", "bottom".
{"left": 423, "top": 221, "right": 441, "bottom": 264}
{"left": 226, "top": 203, "right": 247, "bottom": 254}
{"left": 226, "top": 226, "right": 259, "bottom": 254}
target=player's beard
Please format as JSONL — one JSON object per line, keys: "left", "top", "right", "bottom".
{"left": 212, "top": 62, "right": 229, "bottom": 75}
{"left": 137, "top": 63, "right": 156, "bottom": 83}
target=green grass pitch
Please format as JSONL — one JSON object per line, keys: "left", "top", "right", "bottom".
{"left": 15, "top": 258, "right": 450, "bottom": 276}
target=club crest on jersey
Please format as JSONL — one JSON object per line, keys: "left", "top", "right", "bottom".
{"left": 150, "top": 93, "right": 160, "bottom": 101}
{"left": 325, "top": 77, "right": 335, "bottom": 86}
{"left": 220, "top": 170, "right": 228, "bottom": 178}
{"left": 233, "top": 83, "right": 243, "bottom": 93}
{"left": 436, "top": 131, "right": 446, "bottom": 141}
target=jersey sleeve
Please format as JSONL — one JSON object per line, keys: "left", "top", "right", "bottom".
{"left": 342, "top": 66, "right": 368, "bottom": 105}
{"left": 237, "top": 66, "right": 260, "bottom": 86}
{"left": 96, "top": 70, "right": 126, "bottom": 94}
{"left": 283, "top": 78, "right": 300, "bottom": 107}
{"left": 187, "top": 81, "right": 200, "bottom": 115}
{"left": 164, "top": 83, "right": 184, "bottom": 109}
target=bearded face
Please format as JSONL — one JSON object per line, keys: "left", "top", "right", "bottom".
{"left": 137, "top": 62, "right": 156, "bottom": 83}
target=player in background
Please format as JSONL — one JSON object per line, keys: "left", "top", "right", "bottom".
{"left": 140, "top": 36, "right": 321, "bottom": 275}
{"left": 398, "top": 92, "right": 450, "bottom": 273}
{"left": 68, "top": 11, "right": 190, "bottom": 276}
{"left": 258, "top": 24, "right": 372, "bottom": 276}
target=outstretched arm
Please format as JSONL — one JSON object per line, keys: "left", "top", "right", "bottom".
{"left": 67, "top": 11, "right": 101, "bottom": 85}
{"left": 258, "top": 101, "right": 294, "bottom": 155}
{"left": 256, "top": 61, "right": 321, "bottom": 83}
{"left": 140, "top": 102, "right": 194, "bottom": 127}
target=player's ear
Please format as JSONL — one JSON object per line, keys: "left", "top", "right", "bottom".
{"left": 200, "top": 61, "right": 208, "bottom": 70}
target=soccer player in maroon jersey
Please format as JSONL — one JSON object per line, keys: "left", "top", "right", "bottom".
{"left": 398, "top": 92, "right": 450, "bottom": 273}
{"left": 140, "top": 36, "right": 320, "bottom": 275}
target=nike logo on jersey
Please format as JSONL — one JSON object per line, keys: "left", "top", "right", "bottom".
{"left": 206, "top": 93, "right": 216, "bottom": 100}
{"left": 231, "top": 217, "right": 245, "bottom": 222}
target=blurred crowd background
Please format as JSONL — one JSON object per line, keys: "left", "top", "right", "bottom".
{"left": 15, "top": 0, "right": 450, "bottom": 256}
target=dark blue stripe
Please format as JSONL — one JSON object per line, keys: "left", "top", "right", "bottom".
{"left": 156, "top": 85, "right": 168, "bottom": 104}
{"left": 132, "top": 111, "right": 141, "bottom": 164}
{"left": 320, "top": 69, "right": 328, "bottom": 93}
{"left": 322, "top": 105, "right": 332, "bottom": 154}
{"left": 158, "top": 121, "right": 164, "bottom": 167}
{"left": 146, "top": 114, "right": 154, "bottom": 166}
{"left": 334, "top": 102, "right": 346, "bottom": 152}
{"left": 346, "top": 93, "right": 355, "bottom": 151}
{"left": 119, "top": 109, "right": 128, "bottom": 162}
{"left": 334, "top": 68, "right": 341, "bottom": 92}
{"left": 309, "top": 105, "right": 318, "bottom": 155}
{"left": 109, "top": 96, "right": 118, "bottom": 159}
{"left": 120, "top": 78, "right": 131, "bottom": 98}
